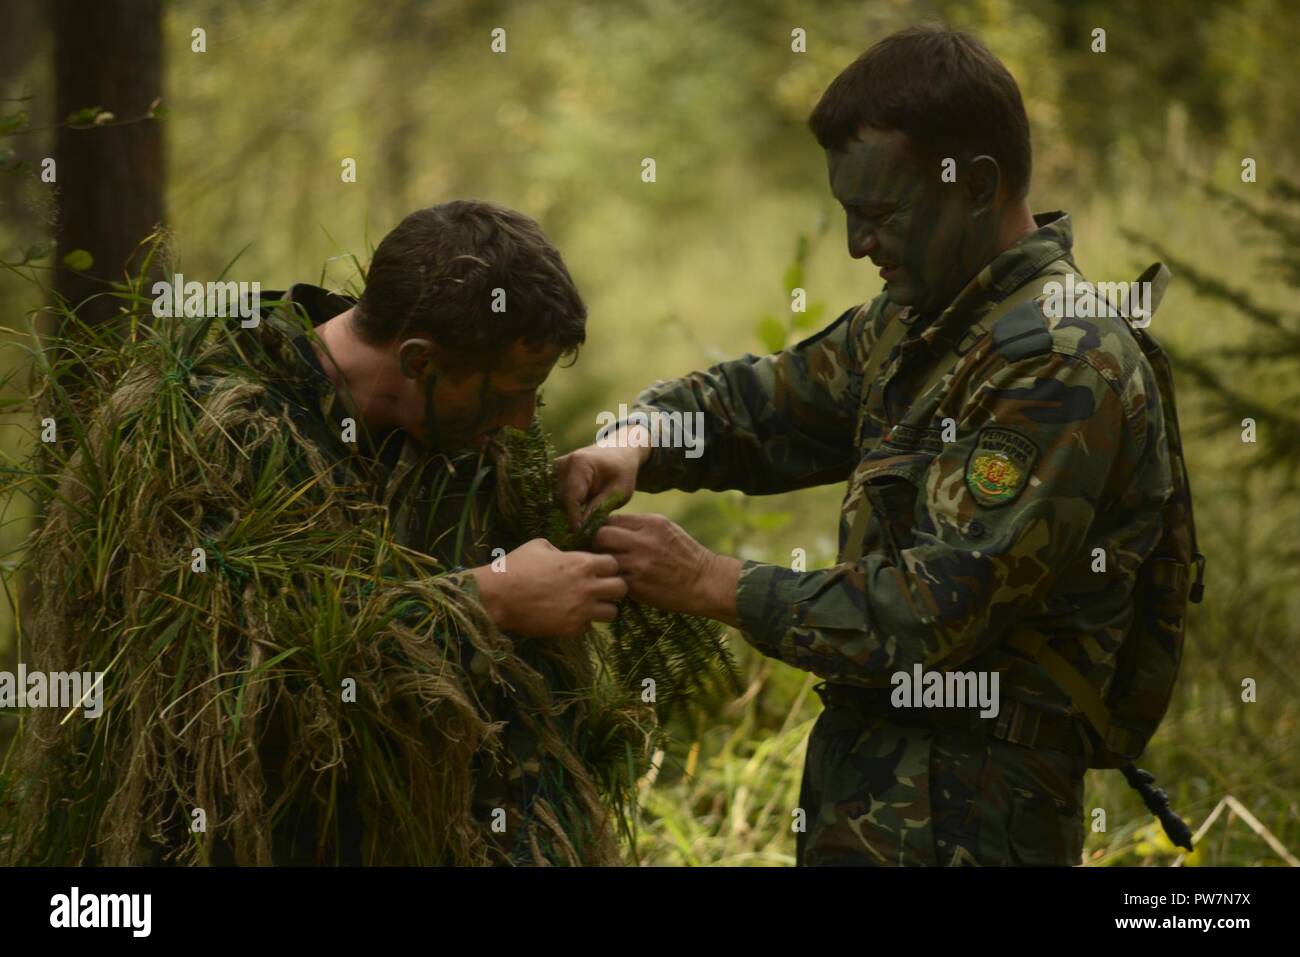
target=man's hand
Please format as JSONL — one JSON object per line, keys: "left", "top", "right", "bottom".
{"left": 555, "top": 423, "right": 651, "bottom": 531}
{"left": 470, "top": 538, "right": 627, "bottom": 639}
{"left": 592, "top": 513, "right": 742, "bottom": 626}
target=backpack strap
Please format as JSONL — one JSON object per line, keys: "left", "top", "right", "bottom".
{"left": 857, "top": 306, "right": 912, "bottom": 394}
{"left": 922, "top": 258, "right": 1075, "bottom": 394}
{"left": 1005, "top": 627, "right": 1144, "bottom": 757}
{"left": 1122, "top": 263, "right": 1206, "bottom": 604}
{"left": 1132, "top": 262, "right": 1171, "bottom": 326}
{"left": 841, "top": 312, "right": 911, "bottom": 562}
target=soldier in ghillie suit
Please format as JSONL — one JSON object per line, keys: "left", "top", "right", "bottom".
{"left": 560, "top": 26, "right": 1197, "bottom": 865}
{"left": 1, "top": 200, "right": 696, "bottom": 865}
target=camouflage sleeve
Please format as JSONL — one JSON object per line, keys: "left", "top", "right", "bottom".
{"left": 733, "top": 350, "right": 1135, "bottom": 685}
{"left": 633, "top": 306, "right": 866, "bottom": 495}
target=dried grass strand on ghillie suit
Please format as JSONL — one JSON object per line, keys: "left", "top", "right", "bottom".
{"left": 0, "top": 313, "right": 633, "bottom": 866}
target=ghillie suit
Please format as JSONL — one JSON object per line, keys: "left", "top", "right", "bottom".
{"left": 0, "top": 286, "right": 736, "bottom": 866}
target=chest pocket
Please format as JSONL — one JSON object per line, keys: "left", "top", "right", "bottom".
{"left": 846, "top": 448, "right": 935, "bottom": 562}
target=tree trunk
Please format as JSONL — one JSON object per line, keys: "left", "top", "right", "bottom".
{"left": 54, "top": 0, "right": 164, "bottom": 331}
{"left": 11, "top": 3, "right": 167, "bottom": 705}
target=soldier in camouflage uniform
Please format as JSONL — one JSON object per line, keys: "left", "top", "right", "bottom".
{"left": 559, "top": 26, "right": 1174, "bottom": 865}
{"left": 5, "top": 200, "right": 632, "bottom": 866}
{"left": 243, "top": 273, "right": 629, "bottom": 865}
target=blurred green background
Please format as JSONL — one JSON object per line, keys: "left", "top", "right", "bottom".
{"left": 2, "top": 0, "right": 1297, "bottom": 865}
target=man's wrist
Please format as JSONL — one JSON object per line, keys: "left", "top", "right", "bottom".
{"left": 696, "top": 552, "right": 742, "bottom": 626}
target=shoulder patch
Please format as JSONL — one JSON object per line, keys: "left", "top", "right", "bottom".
{"left": 991, "top": 301, "right": 1052, "bottom": 361}
{"left": 965, "top": 427, "right": 1038, "bottom": 507}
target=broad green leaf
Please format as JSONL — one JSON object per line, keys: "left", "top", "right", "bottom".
{"left": 62, "top": 249, "right": 94, "bottom": 271}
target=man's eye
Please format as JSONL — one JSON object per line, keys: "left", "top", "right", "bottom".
{"left": 844, "top": 205, "right": 893, "bottom": 227}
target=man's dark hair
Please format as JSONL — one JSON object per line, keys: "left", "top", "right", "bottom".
{"left": 808, "top": 24, "right": 1032, "bottom": 200}
{"left": 356, "top": 200, "right": 586, "bottom": 360}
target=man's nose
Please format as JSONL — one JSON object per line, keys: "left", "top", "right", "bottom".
{"left": 848, "top": 223, "right": 879, "bottom": 260}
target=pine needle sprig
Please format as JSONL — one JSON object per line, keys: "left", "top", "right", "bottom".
{"left": 498, "top": 420, "right": 742, "bottom": 728}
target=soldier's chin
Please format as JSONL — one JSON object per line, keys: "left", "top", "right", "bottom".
{"left": 883, "top": 280, "right": 914, "bottom": 305}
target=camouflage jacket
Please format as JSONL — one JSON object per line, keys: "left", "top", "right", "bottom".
{"left": 634, "top": 212, "right": 1174, "bottom": 720}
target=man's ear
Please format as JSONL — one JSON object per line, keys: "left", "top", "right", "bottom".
{"left": 396, "top": 337, "right": 437, "bottom": 381}
{"left": 965, "top": 154, "right": 1002, "bottom": 218}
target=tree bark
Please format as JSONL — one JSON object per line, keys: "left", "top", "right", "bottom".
{"left": 54, "top": 0, "right": 164, "bottom": 330}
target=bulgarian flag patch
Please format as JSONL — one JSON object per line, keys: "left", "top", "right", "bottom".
{"left": 965, "top": 427, "right": 1038, "bottom": 507}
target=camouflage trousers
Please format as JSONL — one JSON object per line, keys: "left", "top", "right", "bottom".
{"left": 797, "top": 687, "right": 1087, "bottom": 866}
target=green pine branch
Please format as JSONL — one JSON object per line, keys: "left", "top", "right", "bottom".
{"left": 499, "top": 420, "right": 742, "bottom": 727}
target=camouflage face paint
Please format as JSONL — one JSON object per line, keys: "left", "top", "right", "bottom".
{"left": 412, "top": 369, "right": 485, "bottom": 452}
{"left": 827, "top": 128, "right": 1004, "bottom": 317}
{"left": 424, "top": 341, "right": 563, "bottom": 452}
{"left": 421, "top": 370, "right": 446, "bottom": 448}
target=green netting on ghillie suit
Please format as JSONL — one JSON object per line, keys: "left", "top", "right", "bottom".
{"left": 0, "top": 298, "right": 736, "bottom": 866}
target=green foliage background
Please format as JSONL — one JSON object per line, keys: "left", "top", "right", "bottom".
{"left": 2, "top": 0, "right": 1297, "bottom": 865}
